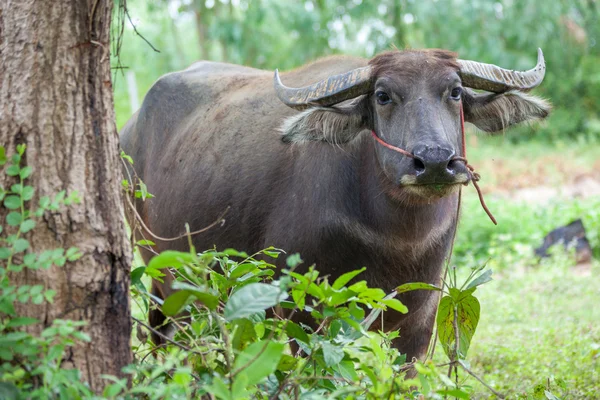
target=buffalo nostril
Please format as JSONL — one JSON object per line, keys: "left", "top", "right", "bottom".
{"left": 413, "top": 157, "right": 426, "bottom": 174}
{"left": 446, "top": 159, "right": 459, "bottom": 173}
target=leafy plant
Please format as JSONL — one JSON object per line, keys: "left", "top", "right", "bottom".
{"left": 0, "top": 145, "right": 92, "bottom": 398}
{"left": 121, "top": 244, "right": 482, "bottom": 399}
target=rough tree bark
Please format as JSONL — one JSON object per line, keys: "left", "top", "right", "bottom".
{"left": 0, "top": 0, "right": 131, "bottom": 392}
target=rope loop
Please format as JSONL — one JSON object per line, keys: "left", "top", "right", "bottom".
{"left": 370, "top": 102, "right": 497, "bottom": 225}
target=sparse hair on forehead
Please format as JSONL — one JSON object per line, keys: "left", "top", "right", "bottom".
{"left": 368, "top": 49, "right": 460, "bottom": 80}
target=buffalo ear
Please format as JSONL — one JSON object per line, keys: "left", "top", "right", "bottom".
{"left": 462, "top": 89, "right": 551, "bottom": 133}
{"left": 279, "top": 97, "right": 369, "bottom": 144}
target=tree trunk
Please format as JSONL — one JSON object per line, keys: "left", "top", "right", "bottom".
{"left": 392, "top": 0, "right": 406, "bottom": 49}
{"left": 194, "top": 0, "right": 210, "bottom": 59}
{"left": 0, "top": 0, "right": 131, "bottom": 393}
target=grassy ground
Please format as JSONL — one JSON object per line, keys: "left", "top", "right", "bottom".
{"left": 466, "top": 257, "right": 600, "bottom": 398}
{"left": 443, "top": 134, "right": 600, "bottom": 398}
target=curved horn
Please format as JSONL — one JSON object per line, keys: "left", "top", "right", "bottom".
{"left": 274, "top": 66, "right": 373, "bottom": 110}
{"left": 458, "top": 48, "right": 546, "bottom": 93}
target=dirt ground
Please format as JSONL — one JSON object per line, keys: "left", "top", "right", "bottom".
{"left": 472, "top": 146, "right": 600, "bottom": 203}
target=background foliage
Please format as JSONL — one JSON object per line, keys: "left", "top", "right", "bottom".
{"left": 112, "top": 0, "right": 600, "bottom": 144}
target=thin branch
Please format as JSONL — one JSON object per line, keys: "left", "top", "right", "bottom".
{"left": 458, "top": 360, "right": 505, "bottom": 399}
{"left": 124, "top": 192, "right": 228, "bottom": 242}
{"left": 124, "top": 6, "right": 161, "bottom": 53}
{"left": 133, "top": 317, "right": 201, "bottom": 355}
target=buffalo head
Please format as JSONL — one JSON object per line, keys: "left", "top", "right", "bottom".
{"left": 274, "top": 49, "right": 550, "bottom": 201}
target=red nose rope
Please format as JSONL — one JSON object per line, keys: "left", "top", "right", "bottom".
{"left": 371, "top": 103, "right": 497, "bottom": 225}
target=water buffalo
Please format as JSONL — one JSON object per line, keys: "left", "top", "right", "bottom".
{"left": 120, "top": 48, "right": 550, "bottom": 362}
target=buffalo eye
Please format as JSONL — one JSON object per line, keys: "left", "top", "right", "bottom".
{"left": 376, "top": 90, "right": 392, "bottom": 105}
{"left": 450, "top": 87, "right": 463, "bottom": 101}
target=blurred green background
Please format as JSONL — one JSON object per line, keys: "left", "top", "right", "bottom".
{"left": 111, "top": 0, "right": 600, "bottom": 143}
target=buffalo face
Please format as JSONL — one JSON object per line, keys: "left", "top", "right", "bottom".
{"left": 275, "top": 49, "right": 550, "bottom": 201}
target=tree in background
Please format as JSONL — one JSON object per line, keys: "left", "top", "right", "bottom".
{"left": 0, "top": 0, "right": 131, "bottom": 392}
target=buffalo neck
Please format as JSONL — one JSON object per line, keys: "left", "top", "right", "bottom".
{"left": 358, "top": 137, "right": 460, "bottom": 245}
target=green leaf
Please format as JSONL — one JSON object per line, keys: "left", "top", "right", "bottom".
{"left": 0, "top": 298, "right": 16, "bottom": 315}
{"left": 292, "top": 287, "right": 306, "bottom": 311}
{"left": 329, "top": 287, "right": 358, "bottom": 306}
{"left": 21, "top": 186, "right": 34, "bottom": 201}
{"left": 6, "top": 165, "right": 20, "bottom": 176}
{"left": 229, "top": 262, "right": 258, "bottom": 279}
{"left": 65, "top": 246, "right": 83, "bottom": 261}
{"left": 54, "top": 190, "right": 65, "bottom": 204}
{"left": 120, "top": 151, "right": 134, "bottom": 165}
{"left": 16, "top": 144, "right": 26, "bottom": 156}
{"left": 6, "top": 212, "right": 22, "bottom": 226}
{"left": 285, "top": 321, "right": 310, "bottom": 344}
{"left": 262, "top": 248, "right": 281, "bottom": 258}
{"left": 103, "top": 383, "right": 124, "bottom": 398}
{"left": 44, "top": 289, "right": 56, "bottom": 303}
{"left": 224, "top": 283, "right": 287, "bottom": 321}
{"left": 206, "top": 376, "right": 231, "bottom": 400}
{"left": 230, "top": 373, "right": 248, "bottom": 400}
{"left": 162, "top": 290, "right": 195, "bottom": 316}
{"left": 171, "top": 281, "right": 219, "bottom": 310}
{"left": 0, "top": 382, "right": 19, "bottom": 399}
{"left": 47, "top": 344, "right": 65, "bottom": 361}
{"left": 0, "top": 332, "right": 29, "bottom": 344}
{"left": 135, "top": 181, "right": 152, "bottom": 200}
{"left": 7, "top": 317, "right": 38, "bottom": 328}
{"left": 437, "top": 293, "right": 480, "bottom": 359}
{"left": 20, "top": 219, "right": 36, "bottom": 233}
{"left": 396, "top": 282, "right": 442, "bottom": 294}
{"left": 221, "top": 248, "right": 249, "bottom": 257}
{"left": 19, "top": 166, "right": 33, "bottom": 179}
{"left": 466, "top": 269, "right": 493, "bottom": 290}
{"left": 347, "top": 280, "right": 368, "bottom": 293}
{"left": 321, "top": 341, "right": 345, "bottom": 367}
{"left": 0, "top": 247, "right": 10, "bottom": 260}
{"left": 147, "top": 250, "right": 195, "bottom": 271}
{"left": 72, "top": 331, "right": 91, "bottom": 342}
{"left": 3, "top": 195, "right": 21, "bottom": 210}
{"left": 336, "top": 360, "right": 359, "bottom": 381}
{"left": 358, "top": 288, "right": 386, "bottom": 300}
{"left": 32, "top": 293, "right": 44, "bottom": 304}
{"left": 172, "top": 371, "right": 192, "bottom": 386}
{"left": 0, "top": 347, "right": 14, "bottom": 361}
{"left": 13, "top": 238, "right": 29, "bottom": 253}
{"left": 277, "top": 354, "right": 298, "bottom": 372}
{"left": 286, "top": 253, "right": 303, "bottom": 268}
{"left": 39, "top": 196, "right": 50, "bottom": 209}
{"left": 0, "top": 146, "right": 6, "bottom": 165}
{"left": 136, "top": 239, "right": 156, "bottom": 246}
{"left": 332, "top": 267, "right": 366, "bottom": 290}
{"left": 10, "top": 184, "right": 22, "bottom": 194}
{"left": 233, "top": 340, "right": 284, "bottom": 386}
{"left": 131, "top": 266, "right": 146, "bottom": 285}
{"left": 380, "top": 298, "right": 408, "bottom": 314}
{"left": 231, "top": 318, "right": 257, "bottom": 351}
